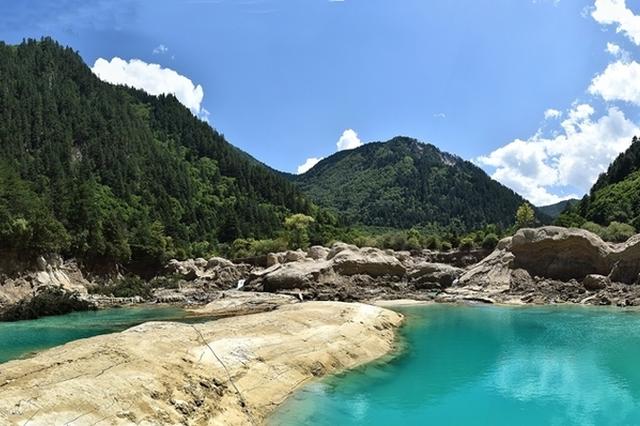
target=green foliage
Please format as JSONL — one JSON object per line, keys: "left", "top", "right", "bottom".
{"left": 481, "top": 233, "right": 499, "bottom": 250}
{"left": 0, "top": 38, "right": 312, "bottom": 264}
{"left": 580, "top": 221, "right": 636, "bottom": 242}
{"left": 515, "top": 203, "right": 535, "bottom": 229}
{"left": 458, "top": 237, "right": 474, "bottom": 252}
{"left": 284, "top": 213, "right": 315, "bottom": 249}
{"left": 293, "top": 137, "right": 531, "bottom": 231}
{"left": 569, "top": 137, "right": 640, "bottom": 233}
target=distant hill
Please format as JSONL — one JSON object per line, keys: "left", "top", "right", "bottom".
{"left": 292, "top": 137, "right": 533, "bottom": 231}
{"left": 0, "top": 38, "right": 312, "bottom": 265}
{"left": 538, "top": 199, "right": 579, "bottom": 219}
{"left": 569, "top": 136, "right": 640, "bottom": 228}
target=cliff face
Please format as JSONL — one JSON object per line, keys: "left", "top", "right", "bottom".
{"left": 0, "top": 301, "right": 403, "bottom": 425}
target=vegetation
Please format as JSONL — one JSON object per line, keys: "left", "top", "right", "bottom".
{"left": 556, "top": 136, "right": 640, "bottom": 240}
{"left": 0, "top": 38, "right": 312, "bottom": 268}
{"left": 292, "top": 137, "right": 540, "bottom": 231}
{"left": 515, "top": 203, "right": 535, "bottom": 229}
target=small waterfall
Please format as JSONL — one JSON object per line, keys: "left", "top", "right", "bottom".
{"left": 236, "top": 279, "right": 246, "bottom": 290}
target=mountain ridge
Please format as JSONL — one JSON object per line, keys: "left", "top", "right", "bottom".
{"left": 291, "top": 136, "right": 535, "bottom": 231}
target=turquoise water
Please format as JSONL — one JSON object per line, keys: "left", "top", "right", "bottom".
{"left": 0, "top": 306, "right": 192, "bottom": 364}
{"left": 270, "top": 304, "right": 640, "bottom": 425}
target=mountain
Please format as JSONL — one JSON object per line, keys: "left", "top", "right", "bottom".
{"left": 569, "top": 136, "right": 640, "bottom": 228}
{"left": 292, "top": 137, "right": 530, "bottom": 231}
{"left": 538, "top": 199, "right": 579, "bottom": 219}
{"left": 0, "top": 38, "right": 312, "bottom": 266}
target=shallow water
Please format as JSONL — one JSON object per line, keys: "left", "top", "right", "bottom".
{"left": 270, "top": 304, "right": 640, "bottom": 425}
{"left": 0, "top": 306, "right": 193, "bottom": 363}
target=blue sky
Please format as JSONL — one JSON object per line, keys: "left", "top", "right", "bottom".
{"left": 2, "top": 0, "right": 640, "bottom": 205}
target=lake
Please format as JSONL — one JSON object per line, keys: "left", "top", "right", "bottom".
{"left": 0, "top": 306, "right": 193, "bottom": 364}
{"left": 270, "top": 304, "right": 640, "bottom": 425}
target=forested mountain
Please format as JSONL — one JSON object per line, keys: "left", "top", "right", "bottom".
{"left": 0, "top": 38, "right": 312, "bottom": 267}
{"left": 292, "top": 137, "right": 530, "bottom": 231}
{"left": 538, "top": 199, "right": 578, "bottom": 219}
{"left": 560, "top": 136, "right": 640, "bottom": 229}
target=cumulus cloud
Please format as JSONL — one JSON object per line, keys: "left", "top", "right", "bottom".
{"left": 91, "top": 57, "right": 205, "bottom": 115}
{"left": 544, "top": 109, "right": 562, "bottom": 120}
{"left": 592, "top": 0, "right": 640, "bottom": 45}
{"left": 296, "top": 128, "right": 364, "bottom": 174}
{"left": 297, "top": 157, "right": 323, "bottom": 174}
{"left": 478, "top": 104, "right": 639, "bottom": 205}
{"left": 336, "top": 129, "right": 363, "bottom": 151}
{"left": 589, "top": 60, "right": 640, "bottom": 104}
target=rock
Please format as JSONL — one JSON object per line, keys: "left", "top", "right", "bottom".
{"left": 510, "top": 227, "right": 611, "bottom": 281}
{"left": 266, "top": 253, "right": 279, "bottom": 267}
{"left": 583, "top": 274, "right": 610, "bottom": 291}
{"left": 206, "top": 257, "right": 234, "bottom": 270}
{"left": 332, "top": 248, "right": 406, "bottom": 277}
{"left": 327, "top": 242, "right": 359, "bottom": 260}
{"left": 0, "top": 302, "right": 403, "bottom": 426}
{"left": 188, "top": 291, "right": 299, "bottom": 316}
{"left": 307, "top": 246, "right": 330, "bottom": 260}
{"left": 284, "top": 250, "right": 307, "bottom": 263}
{"left": 194, "top": 258, "right": 208, "bottom": 269}
{"left": 409, "top": 262, "right": 463, "bottom": 289}
{"left": 260, "top": 260, "right": 333, "bottom": 292}
{"left": 458, "top": 247, "right": 515, "bottom": 290}
{"left": 609, "top": 235, "right": 640, "bottom": 284}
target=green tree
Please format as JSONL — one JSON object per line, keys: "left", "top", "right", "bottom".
{"left": 284, "top": 214, "right": 315, "bottom": 249}
{"left": 515, "top": 203, "right": 535, "bottom": 229}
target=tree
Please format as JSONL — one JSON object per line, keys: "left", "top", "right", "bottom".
{"left": 515, "top": 203, "right": 535, "bottom": 229}
{"left": 284, "top": 214, "right": 315, "bottom": 249}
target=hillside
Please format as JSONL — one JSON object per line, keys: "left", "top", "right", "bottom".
{"left": 538, "top": 199, "right": 579, "bottom": 219}
{"left": 292, "top": 137, "right": 529, "bottom": 231}
{"left": 0, "top": 38, "right": 312, "bottom": 267}
{"left": 567, "top": 136, "right": 640, "bottom": 229}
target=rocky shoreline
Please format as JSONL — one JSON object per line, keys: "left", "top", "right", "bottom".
{"left": 2, "top": 226, "right": 640, "bottom": 321}
{"left": 0, "top": 302, "right": 403, "bottom": 425}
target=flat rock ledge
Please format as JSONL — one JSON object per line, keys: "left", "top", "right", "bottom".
{"left": 0, "top": 302, "right": 402, "bottom": 426}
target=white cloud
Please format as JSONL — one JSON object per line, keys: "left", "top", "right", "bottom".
{"left": 478, "top": 104, "right": 639, "bottom": 205}
{"left": 153, "top": 44, "right": 169, "bottom": 55}
{"left": 544, "top": 109, "right": 562, "bottom": 120}
{"left": 297, "top": 157, "right": 323, "bottom": 174}
{"left": 592, "top": 0, "right": 640, "bottom": 45}
{"left": 91, "top": 57, "right": 205, "bottom": 115}
{"left": 433, "top": 112, "right": 447, "bottom": 119}
{"left": 336, "top": 129, "right": 363, "bottom": 151}
{"left": 589, "top": 60, "right": 640, "bottom": 104}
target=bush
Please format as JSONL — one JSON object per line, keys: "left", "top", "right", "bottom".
{"left": 441, "top": 241, "right": 453, "bottom": 251}
{"left": 458, "top": 237, "right": 475, "bottom": 252}
{"left": 581, "top": 222, "right": 605, "bottom": 238}
{"left": 481, "top": 233, "right": 499, "bottom": 250}
{"left": 425, "top": 235, "right": 441, "bottom": 250}
{"left": 603, "top": 222, "right": 636, "bottom": 243}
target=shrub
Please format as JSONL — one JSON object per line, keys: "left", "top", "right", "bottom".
{"left": 603, "top": 222, "right": 636, "bottom": 243}
{"left": 481, "top": 233, "right": 499, "bottom": 250}
{"left": 441, "top": 241, "right": 453, "bottom": 251}
{"left": 458, "top": 237, "right": 475, "bottom": 252}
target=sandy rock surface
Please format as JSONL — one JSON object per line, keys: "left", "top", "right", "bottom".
{"left": 0, "top": 301, "right": 403, "bottom": 426}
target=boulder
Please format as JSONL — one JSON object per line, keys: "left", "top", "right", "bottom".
{"left": 206, "top": 257, "right": 235, "bottom": 270}
{"left": 332, "top": 248, "right": 406, "bottom": 277}
{"left": 266, "top": 253, "right": 280, "bottom": 267}
{"left": 260, "top": 260, "right": 333, "bottom": 292}
{"left": 510, "top": 227, "right": 611, "bottom": 281}
{"left": 284, "top": 250, "right": 307, "bottom": 263}
{"left": 327, "top": 242, "right": 359, "bottom": 260}
{"left": 583, "top": 274, "right": 610, "bottom": 291}
{"left": 409, "top": 262, "right": 464, "bottom": 289}
{"left": 307, "top": 246, "right": 330, "bottom": 261}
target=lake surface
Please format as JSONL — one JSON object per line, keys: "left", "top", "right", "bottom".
{"left": 0, "top": 306, "right": 192, "bottom": 364}
{"left": 270, "top": 304, "right": 640, "bottom": 426}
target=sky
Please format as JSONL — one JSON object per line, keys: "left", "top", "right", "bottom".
{"left": 2, "top": 0, "right": 640, "bottom": 206}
